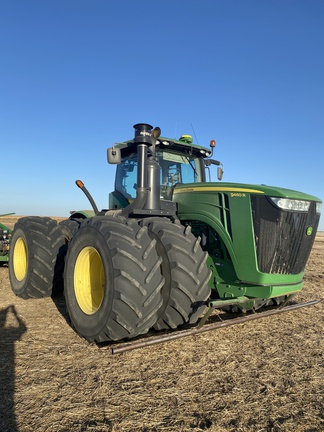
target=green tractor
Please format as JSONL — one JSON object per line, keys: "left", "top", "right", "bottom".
{"left": 8, "top": 123, "right": 322, "bottom": 347}
{"left": 0, "top": 214, "right": 14, "bottom": 264}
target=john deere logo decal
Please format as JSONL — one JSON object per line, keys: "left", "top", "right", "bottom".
{"left": 306, "top": 227, "right": 313, "bottom": 236}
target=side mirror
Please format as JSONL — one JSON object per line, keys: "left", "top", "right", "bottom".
{"left": 217, "top": 166, "right": 224, "bottom": 181}
{"left": 204, "top": 159, "right": 224, "bottom": 181}
{"left": 107, "top": 147, "right": 121, "bottom": 164}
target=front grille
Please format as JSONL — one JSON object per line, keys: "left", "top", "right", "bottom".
{"left": 251, "top": 196, "right": 319, "bottom": 274}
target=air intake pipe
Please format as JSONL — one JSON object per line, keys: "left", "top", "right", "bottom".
{"left": 120, "top": 123, "right": 161, "bottom": 217}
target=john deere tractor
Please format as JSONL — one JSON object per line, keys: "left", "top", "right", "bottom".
{"left": 0, "top": 214, "right": 14, "bottom": 264}
{"left": 8, "top": 123, "right": 322, "bottom": 346}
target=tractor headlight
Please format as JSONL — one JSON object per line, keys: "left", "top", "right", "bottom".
{"left": 270, "top": 197, "right": 311, "bottom": 212}
{"left": 316, "top": 202, "right": 322, "bottom": 214}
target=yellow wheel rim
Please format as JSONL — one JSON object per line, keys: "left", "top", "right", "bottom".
{"left": 13, "top": 237, "right": 28, "bottom": 282}
{"left": 74, "top": 246, "right": 105, "bottom": 315}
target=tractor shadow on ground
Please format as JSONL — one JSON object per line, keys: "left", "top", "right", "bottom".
{"left": 0, "top": 305, "right": 27, "bottom": 432}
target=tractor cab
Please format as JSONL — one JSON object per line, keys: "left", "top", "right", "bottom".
{"left": 115, "top": 148, "right": 204, "bottom": 200}
{"left": 109, "top": 132, "right": 221, "bottom": 210}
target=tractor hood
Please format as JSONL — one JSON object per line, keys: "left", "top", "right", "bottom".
{"left": 173, "top": 182, "right": 321, "bottom": 203}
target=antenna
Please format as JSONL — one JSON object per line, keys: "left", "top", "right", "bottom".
{"left": 190, "top": 123, "right": 199, "bottom": 144}
{"left": 174, "top": 122, "right": 178, "bottom": 139}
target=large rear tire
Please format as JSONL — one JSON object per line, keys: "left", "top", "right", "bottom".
{"left": 142, "top": 218, "right": 212, "bottom": 330}
{"left": 64, "top": 216, "right": 164, "bottom": 342}
{"left": 9, "top": 217, "right": 66, "bottom": 299}
{"left": 59, "top": 218, "right": 83, "bottom": 243}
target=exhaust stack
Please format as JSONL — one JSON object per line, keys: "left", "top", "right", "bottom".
{"left": 120, "top": 123, "right": 176, "bottom": 218}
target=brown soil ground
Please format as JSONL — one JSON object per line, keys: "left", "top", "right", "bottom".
{"left": 0, "top": 217, "right": 323, "bottom": 432}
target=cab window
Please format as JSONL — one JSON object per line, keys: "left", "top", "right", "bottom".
{"left": 115, "top": 151, "right": 203, "bottom": 200}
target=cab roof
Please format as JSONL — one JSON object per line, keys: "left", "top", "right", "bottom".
{"left": 116, "top": 136, "right": 212, "bottom": 159}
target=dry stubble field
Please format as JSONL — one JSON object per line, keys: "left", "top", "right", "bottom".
{"left": 0, "top": 216, "right": 323, "bottom": 432}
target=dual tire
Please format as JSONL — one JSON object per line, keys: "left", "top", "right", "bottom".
{"left": 9, "top": 215, "right": 212, "bottom": 342}
{"left": 141, "top": 218, "right": 212, "bottom": 330}
{"left": 9, "top": 217, "right": 66, "bottom": 299}
{"left": 63, "top": 216, "right": 164, "bottom": 342}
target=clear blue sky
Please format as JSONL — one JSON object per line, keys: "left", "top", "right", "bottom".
{"left": 1, "top": 0, "right": 323, "bottom": 230}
